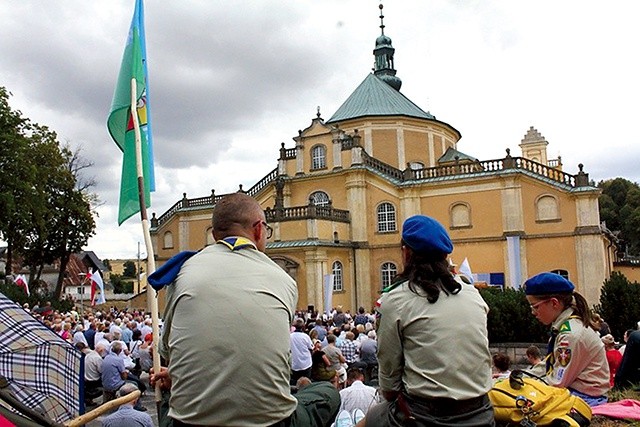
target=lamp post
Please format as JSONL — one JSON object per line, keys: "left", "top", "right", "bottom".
{"left": 78, "top": 273, "right": 87, "bottom": 317}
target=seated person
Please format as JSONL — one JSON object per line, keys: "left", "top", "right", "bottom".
{"left": 614, "top": 329, "right": 640, "bottom": 390}
{"left": 525, "top": 345, "right": 546, "bottom": 377}
{"left": 310, "top": 340, "right": 337, "bottom": 382}
{"left": 525, "top": 272, "right": 610, "bottom": 406}
{"left": 492, "top": 352, "right": 511, "bottom": 383}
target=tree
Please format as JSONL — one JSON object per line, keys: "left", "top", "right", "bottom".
{"left": 599, "top": 178, "right": 640, "bottom": 255}
{"left": 0, "top": 87, "right": 34, "bottom": 278}
{"left": 122, "top": 260, "right": 137, "bottom": 278}
{"left": 110, "top": 273, "right": 133, "bottom": 294}
{"left": 594, "top": 271, "right": 640, "bottom": 339}
{"left": 0, "top": 87, "right": 96, "bottom": 299}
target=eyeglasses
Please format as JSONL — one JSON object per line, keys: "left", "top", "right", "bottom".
{"left": 529, "top": 299, "right": 551, "bottom": 313}
{"left": 252, "top": 220, "right": 273, "bottom": 239}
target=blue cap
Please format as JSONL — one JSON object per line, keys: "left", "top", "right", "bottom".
{"left": 402, "top": 215, "right": 453, "bottom": 254}
{"left": 524, "top": 272, "right": 575, "bottom": 295}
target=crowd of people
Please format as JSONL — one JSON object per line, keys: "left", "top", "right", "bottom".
{"left": 24, "top": 301, "right": 158, "bottom": 424}
{"left": 15, "top": 193, "right": 640, "bottom": 426}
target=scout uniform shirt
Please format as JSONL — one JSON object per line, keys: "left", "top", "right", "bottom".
{"left": 546, "top": 308, "right": 610, "bottom": 397}
{"left": 376, "top": 277, "right": 493, "bottom": 400}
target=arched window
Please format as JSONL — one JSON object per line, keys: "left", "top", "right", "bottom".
{"left": 332, "top": 261, "right": 343, "bottom": 292}
{"left": 381, "top": 262, "right": 397, "bottom": 289}
{"left": 450, "top": 202, "right": 471, "bottom": 228}
{"left": 310, "top": 191, "right": 330, "bottom": 207}
{"left": 206, "top": 227, "right": 215, "bottom": 245}
{"left": 311, "top": 145, "right": 326, "bottom": 170}
{"left": 377, "top": 202, "right": 397, "bottom": 232}
{"left": 536, "top": 194, "right": 560, "bottom": 221}
{"left": 163, "top": 231, "right": 173, "bottom": 249}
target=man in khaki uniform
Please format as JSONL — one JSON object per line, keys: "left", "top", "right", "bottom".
{"left": 153, "top": 193, "right": 340, "bottom": 426}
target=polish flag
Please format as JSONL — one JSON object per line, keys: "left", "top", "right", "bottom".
{"left": 87, "top": 270, "right": 106, "bottom": 306}
{"left": 14, "top": 274, "right": 29, "bottom": 296}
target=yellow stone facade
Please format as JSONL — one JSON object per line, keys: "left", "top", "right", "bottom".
{"left": 148, "top": 14, "right": 616, "bottom": 313}
{"left": 149, "top": 114, "right": 614, "bottom": 312}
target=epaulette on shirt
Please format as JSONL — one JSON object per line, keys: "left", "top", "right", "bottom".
{"left": 381, "top": 279, "right": 406, "bottom": 294}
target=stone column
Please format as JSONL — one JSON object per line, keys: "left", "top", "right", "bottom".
{"left": 332, "top": 130, "right": 343, "bottom": 170}
{"left": 574, "top": 191, "right": 607, "bottom": 305}
{"left": 364, "top": 126, "right": 373, "bottom": 154}
{"left": 305, "top": 250, "right": 327, "bottom": 311}
{"left": 500, "top": 175, "right": 525, "bottom": 287}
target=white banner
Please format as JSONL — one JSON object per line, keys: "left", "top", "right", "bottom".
{"left": 507, "top": 236, "right": 522, "bottom": 289}
{"left": 323, "top": 274, "right": 334, "bottom": 317}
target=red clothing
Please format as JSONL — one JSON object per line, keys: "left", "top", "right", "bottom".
{"left": 605, "top": 348, "right": 623, "bottom": 386}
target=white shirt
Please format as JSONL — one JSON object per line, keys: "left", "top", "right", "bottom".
{"left": 84, "top": 350, "right": 103, "bottom": 381}
{"left": 109, "top": 324, "right": 122, "bottom": 336}
{"left": 140, "top": 324, "right": 152, "bottom": 339}
{"left": 73, "top": 331, "right": 88, "bottom": 346}
{"left": 339, "top": 380, "right": 379, "bottom": 414}
{"left": 289, "top": 331, "right": 313, "bottom": 371}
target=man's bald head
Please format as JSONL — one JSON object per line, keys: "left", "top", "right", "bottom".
{"left": 212, "top": 193, "right": 266, "bottom": 247}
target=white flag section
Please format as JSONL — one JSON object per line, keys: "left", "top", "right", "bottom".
{"left": 14, "top": 274, "right": 29, "bottom": 296}
{"left": 88, "top": 270, "right": 106, "bottom": 306}
{"left": 323, "top": 274, "right": 334, "bottom": 317}
{"left": 459, "top": 258, "right": 474, "bottom": 284}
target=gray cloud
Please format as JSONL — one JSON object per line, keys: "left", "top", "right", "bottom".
{"left": 1, "top": 1, "right": 639, "bottom": 259}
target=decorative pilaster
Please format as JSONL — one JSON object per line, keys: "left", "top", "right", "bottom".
{"left": 396, "top": 126, "right": 405, "bottom": 168}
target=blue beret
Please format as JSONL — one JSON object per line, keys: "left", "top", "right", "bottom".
{"left": 524, "top": 272, "right": 575, "bottom": 295}
{"left": 402, "top": 215, "right": 453, "bottom": 254}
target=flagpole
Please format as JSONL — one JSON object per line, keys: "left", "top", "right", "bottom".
{"left": 130, "top": 77, "right": 161, "bottom": 403}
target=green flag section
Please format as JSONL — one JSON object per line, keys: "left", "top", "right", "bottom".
{"left": 107, "top": 0, "right": 152, "bottom": 225}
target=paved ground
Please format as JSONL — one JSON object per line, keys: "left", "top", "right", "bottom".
{"left": 85, "top": 372, "right": 161, "bottom": 427}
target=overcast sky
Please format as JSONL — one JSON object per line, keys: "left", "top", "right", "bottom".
{"left": 1, "top": 1, "right": 638, "bottom": 260}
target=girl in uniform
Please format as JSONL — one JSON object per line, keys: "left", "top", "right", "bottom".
{"left": 524, "top": 272, "right": 610, "bottom": 406}
{"left": 362, "top": 215, "right": 495, "bottom": 426}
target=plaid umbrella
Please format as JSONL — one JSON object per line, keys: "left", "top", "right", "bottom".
{"left": 0, "top": 292, "right": 82, "bottom": 423}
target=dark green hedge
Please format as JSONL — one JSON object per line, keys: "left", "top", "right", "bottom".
{"left": 480, "top": 287, "right": 549, "bottom": 343}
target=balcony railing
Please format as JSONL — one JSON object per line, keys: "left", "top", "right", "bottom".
{"left": 265, "top": 205, "right": 350, "bottom": 223}
{"left": 363, "top": 151, "right": 586, "bottom": 188}
{"left": 152, "top": 148, "right": 589, "bottom": 230}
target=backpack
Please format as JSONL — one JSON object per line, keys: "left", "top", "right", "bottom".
{"left": 488, "top": 370, "right": 592, "bottom": 427}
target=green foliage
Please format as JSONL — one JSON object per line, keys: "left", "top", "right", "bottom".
{"left": 480, "top": 287, "right": 549, "bottom": 343}
{"left": 599, "top": 178, "right": 640, "bottom": 255}
{"left": 110, "top": 274, "right": 134, "bottom": 294}
{"left": 594, "top": 272, "right": 640, "bottom": 340}
{"left": 0, "top": 280, "right": 73, "bottom": 313}
{"left": 103, "top": 259, "right": 112, "bottom": 271}
{"left": 122, "top": 260, "right": 136, "bottom": 278}
{"left": 0, "top": 87, "right": 97, "bottom": 296}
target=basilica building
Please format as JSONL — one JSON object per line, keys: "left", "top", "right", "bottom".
{"left": 149, "top": 7, "right": 614, "bottom": 311}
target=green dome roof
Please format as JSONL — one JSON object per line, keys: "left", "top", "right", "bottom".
{"left": 327, "top": 73, "right": 435, "bottom": 123}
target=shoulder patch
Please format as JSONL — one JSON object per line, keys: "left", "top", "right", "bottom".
{"left": 558, "top": 321, "right": 572, "bottom": 333}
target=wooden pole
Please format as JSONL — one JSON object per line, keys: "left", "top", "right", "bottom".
{"left": 130, "top": 77, "right": 161, "bottom": 404}
{"left": 64, "top": 390, "right": 141, "bottom": 427}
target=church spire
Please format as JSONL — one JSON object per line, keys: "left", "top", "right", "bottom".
{"left": 373, "top": 3, "right": 402, "bottom": 91}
